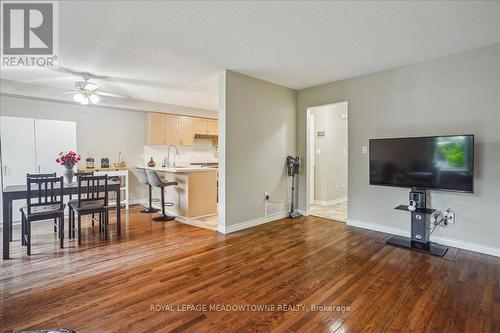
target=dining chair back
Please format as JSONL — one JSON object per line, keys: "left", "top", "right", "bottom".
{"left": 22, "top": 175, "right": 65, "bottom": 254}
{"left": 76, "top": 175, "right": 109, "bottom": 207}
{"left": 27, "top": 172, "right": 57, "bottom": 179}
{"left": 69, "top": 175, "right": 110, "bottom": 245}
{"left": 26, "top": 176, "right": 64, "bottom": 215}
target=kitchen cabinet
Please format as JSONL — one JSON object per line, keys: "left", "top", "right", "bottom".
{"left": 194, "top": 118, "right": 218, "bottom": 135}
{"left": 145, "top": 167, "right": 218, "bottom": 218}
{"left": 165, "top": 114, "right": 181, "bottom": 145}
{"left": 165, "top": 115, "right": 195, "bottom": 146}
{"left": 207, "top": 119, "right": 218, "bottom": 135}
{"left": 180, "top": 116, "right": 195, "bottom": 145}
{"left": 146, "top": 112, "right": 166, "bottom": 144}
{"left": 146, "top": 112, "right": 217, "bottom": 145}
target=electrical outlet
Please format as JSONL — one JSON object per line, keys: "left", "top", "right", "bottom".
{"left": 264, "top": 192, "right": 270, "bottom": 201}
{"left": 445, "top": 210, "right": 455, "bottom": 224}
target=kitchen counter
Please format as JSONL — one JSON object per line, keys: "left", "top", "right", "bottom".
{"left": 137, "top": 165, "right": 218, "bottom": 173}
{"left": 137, "top": 165, "right": 218, "bottom": 219}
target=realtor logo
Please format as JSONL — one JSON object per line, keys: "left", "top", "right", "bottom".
{"left": 1, "top": 1, "right": 58, "bottom": 66}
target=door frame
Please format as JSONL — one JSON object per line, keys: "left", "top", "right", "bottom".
{"left": 305, "top": 101, "right": 348, "bottom": 218}
{"left": 308, "top": 112, "right": 315, "bottom": 205}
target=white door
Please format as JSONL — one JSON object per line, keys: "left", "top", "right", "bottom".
{"left": 0, "top": 117, "right": 37, "bottom": 222}
{"left": 34, "top": 119, "right": 77, "bottom": 176}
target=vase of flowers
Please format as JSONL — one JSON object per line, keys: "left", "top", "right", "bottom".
{"left": 56, "top": 151, "right": 81, "bottom": 184}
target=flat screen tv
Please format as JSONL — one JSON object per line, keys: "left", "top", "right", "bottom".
{"left": 369, "top": 135, "right": 474, "bottom": 193}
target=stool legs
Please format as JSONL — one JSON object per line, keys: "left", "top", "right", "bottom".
{"left": 152, "top": 187, "right": 175, "bottom": 222}
{"left": 141, "top": 185, "right": 160, "bottom": 213}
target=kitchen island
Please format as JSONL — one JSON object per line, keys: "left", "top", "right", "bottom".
{"left": 138, "top": 166, "right": 218, "bottom": 219}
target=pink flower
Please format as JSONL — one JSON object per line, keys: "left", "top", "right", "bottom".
{"left": 56, "top": 151, "right": 81, "bottom": 166}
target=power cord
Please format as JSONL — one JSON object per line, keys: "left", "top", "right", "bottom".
{"left": 427, "top": 210, "right": 450, "bottom": 238}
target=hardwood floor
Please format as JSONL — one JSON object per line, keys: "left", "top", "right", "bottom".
{"left": 1, "top": 205, "right": 499, "bottom": 332}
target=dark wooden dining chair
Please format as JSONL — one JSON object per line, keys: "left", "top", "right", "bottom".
{"left": 70, "top": 171, "right": 95, "bottom": 198}
{"left": 26, "top": 173, "right": 58, "bottom": 232}
{"left": 27, "top": 172, "right": 57, "bottom": 178}
{"left": 68, "top": 175, "right": 109, "bottom": 245}
{"left": 20, "top": 176, "right": 65, "bottom": 255}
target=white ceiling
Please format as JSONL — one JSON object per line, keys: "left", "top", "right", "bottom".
{"left": 1, "top": 1, "right": 500, "bottom": 111}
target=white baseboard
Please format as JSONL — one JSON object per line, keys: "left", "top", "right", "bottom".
{"left": 430, "top": 236, "right": 500, "bottom": 258}
{"left": 347, "top": 218, "right": 500, "bottom": 257}
{"left": 218, "top": 211, "right": 288, "bottom": 234}
{"left": 313, "top": 197, "right": 347, "bottom": 206}
{"left": 347, "top": 219, "right": 409, "bottom": 237}
{"left": 297, "top": 209, "right": 309, "bottom": 216}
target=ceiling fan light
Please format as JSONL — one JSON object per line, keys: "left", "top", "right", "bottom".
{"left": 89, "top": 94, "right": 100, "bottom": 104}
{"left": 80, "top": 96, "right": 89, "bottom": 105}
{"left": 73, "top": 93, "right": 84, "bottom": 103}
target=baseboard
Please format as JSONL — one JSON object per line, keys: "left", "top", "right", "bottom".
{"left": 313, "top": 197, "right": 347, "bottom": 206}
{"left": 430, "top": 235, "right": 500, "bottom": 258}
{"left": 297, "top": 209, "right": 309, "bottom": 216}
{"left": 347, "top": 219, "right": 409, "bottom": 238}
{"left": 346, "top": 218, "right": 500, "bottom": 257}
{"left": 219, "top": 211, "right": 288, "bottom": 234}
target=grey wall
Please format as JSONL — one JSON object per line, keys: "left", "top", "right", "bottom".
{"left": 223, "top": 71, "right": 296, "bottom": 226}
{"left": 311, "top": 102, "right": 348, "bottom": 203}
{"left": 297, "top": 43, "right": 500, "bottom": 251}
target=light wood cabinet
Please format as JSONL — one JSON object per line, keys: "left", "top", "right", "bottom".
{"left": 194, "top": 118, "right": 218, "bottom": 135}
{"left": 194, "top": 118, "right": 207, "bottom": 134}
{"left": 147, "top": 112, "right": 167, "bottom": 144}
{"left": 165, "top": 114, "right": 181, "bottom": 145}
{"left": 146, "top": 112, "right": 217, "bottom": 145}
{"left": 180, "top": 116, "right": 195, "bottom": 145}
{"left": 207, "top": 119, "right": 218, "bottom": 135}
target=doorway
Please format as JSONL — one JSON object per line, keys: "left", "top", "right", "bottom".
{"left": 306, "top": 102, "right": 348, "bottom": 222}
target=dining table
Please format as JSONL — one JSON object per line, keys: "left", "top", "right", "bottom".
{"left": 2, "top": 180, "right": 121, "bottom": 259}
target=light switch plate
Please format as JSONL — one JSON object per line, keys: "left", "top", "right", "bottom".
{"left": 362, "top": 146, "right": 368, "bottom": 154}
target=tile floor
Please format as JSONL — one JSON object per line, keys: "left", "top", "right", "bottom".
{"left": 310, "top": 201, "right": 347, "bottom": 222}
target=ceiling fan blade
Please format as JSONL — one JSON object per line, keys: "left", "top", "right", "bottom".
{"left": 52, "top": 66, "right": 110, "bottom": 80}
{"left": 30, "top": 81, "right": 75, "bottom": 92}
{"left": 95, "top": 91, "right": 131, "bottom": 99}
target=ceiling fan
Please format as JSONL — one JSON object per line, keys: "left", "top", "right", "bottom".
{"left": 70, "top": 76, "right": 130, "bottom": 105}
{"left": 28, "top": 66, "right": 132, "bottom": 105}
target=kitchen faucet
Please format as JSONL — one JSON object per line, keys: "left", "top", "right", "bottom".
{"left": 167, "top": 145, "right": 179, "bottom": 167}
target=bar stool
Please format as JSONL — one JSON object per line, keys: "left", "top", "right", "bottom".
{"left": 131, "top": 168, "right": 160, "bottom": 213}
{"left": 145, "top": 169, "right": 178, "bottom": 222}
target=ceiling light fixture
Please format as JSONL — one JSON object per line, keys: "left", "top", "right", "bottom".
{"left": 73, "top": 91, "right": 99, "bottom": 105}
{"left": 89, "top": 94, "right": 100, "bottom": 104}
{"left": 73, "top": 92, "right": 85, "bottom": 104}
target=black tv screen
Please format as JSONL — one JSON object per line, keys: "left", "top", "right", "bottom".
{"left": 369, "top": 135, "right": 474, "bottom": 193}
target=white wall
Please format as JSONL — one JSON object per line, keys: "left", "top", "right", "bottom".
{"left": 0, "top": 95, "right": 218, "bottom": 205}
{"left": 221, "top": 71, "right": 296, "bottom": 229}
{"left": 296, "top": 43, "right": 500, "bottom": 255}
{"left": 143, "top": 141, "right": 218, "bottom": 167}
{"left": 310, "top": 102, "right": 348, "bottom": 203}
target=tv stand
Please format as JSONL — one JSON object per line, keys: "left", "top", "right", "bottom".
{"left": 386, "top": 190, "right": 448, "bottom": 256}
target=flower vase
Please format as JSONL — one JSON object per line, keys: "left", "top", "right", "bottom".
{"left": 63, "top": 165, "right": 75, "bottom": 184}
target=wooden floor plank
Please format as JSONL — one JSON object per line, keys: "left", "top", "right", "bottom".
{"left": 1, "top": 205, "right": 498, "bottom": 332}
